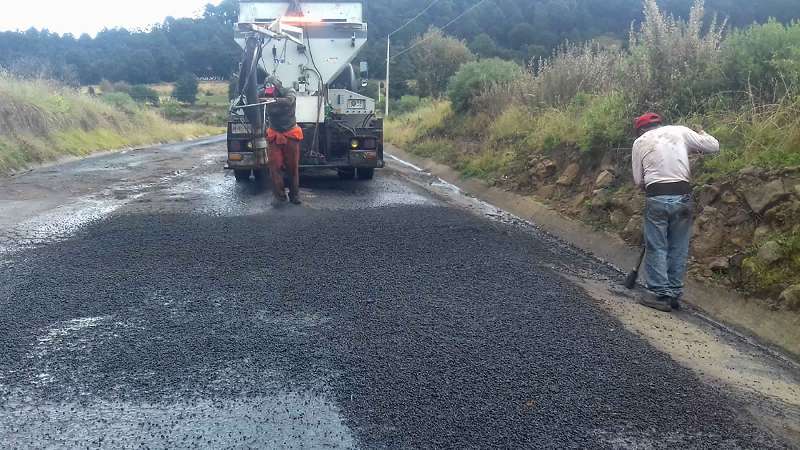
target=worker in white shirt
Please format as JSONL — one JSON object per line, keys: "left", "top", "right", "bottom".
{"left": 631, "top": 113, "right": 720, "bottom": 312}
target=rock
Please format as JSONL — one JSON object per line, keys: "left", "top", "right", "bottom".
{"left": 779, "top": 285, "right": 800, "bottom": 311}
{"left": 763, "top": 201, "right": 800, "bottom": 230}
{"left": 757, "top": 240, "right": 783, "bottom": 264}
{"left": 620, "top": 215, "right": 643, "bottom": 245}
{"left": 742, "top": 179, "right": 790, "bottom": 214}
{"left": 696, "top": 184, "right": 720, "bottom": 206}
{"left": 739, "top": 166, "right": 765, "bottom": 177}
{"left": 720, "top": 191, "right": 740, "bottom": 205}
{"left": 538, "top": 185, "right": 556, "bottom": 199}
{"left": 609, "top": 210, "right": 629, "bottom": 227}
{"left": 534, "top": 160, "right": 557, "bottom": 179}
{"left": 730, "top": 237, "right": 749, "bottom": 248}
{"left": 725, "top": 210, "right": 751, "bottom": 226}
{"left": 795, "top": 184, "right": 800, "bottom": 198}
{"left": 753, "top": 225, "right": 772, "bottom": 244}
{"left": 590, "top": 189, "right": 612, "bottom": 211}
{"left": 692, "top": 227, "right": 725, "bottom": 258}
{"left": 556, "top": 163, "right": 581, "bottom": 186}
{"left": 708, "top": 257, "right": 730, "bottom": 271}
{"left": 594, "top": 170, "right": 615, "bottom": 189}
{"left": 570, "top": 193, "right": 588, "bottom": 210}
{"left": 696, "top": 206, "right": 718, "bottom": 227}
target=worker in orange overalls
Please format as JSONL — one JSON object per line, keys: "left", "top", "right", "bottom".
{"left": 264, "top": 76, "right": 304, "bottom": 206}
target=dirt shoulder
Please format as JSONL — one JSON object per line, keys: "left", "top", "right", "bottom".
{"left": 385, "top": 144, "right": 800, "bottom": 360}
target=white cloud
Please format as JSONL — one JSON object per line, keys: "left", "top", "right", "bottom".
{"left": 0, "top": 0, "right": 218, "bottom": 36}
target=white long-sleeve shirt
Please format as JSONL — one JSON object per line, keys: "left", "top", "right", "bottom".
{"left": 632, "top": 125, "right": 720, "bottom": 188}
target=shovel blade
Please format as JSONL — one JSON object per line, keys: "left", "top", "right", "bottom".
{"left": 624, "top": 270, "right": 639, "bottom": 290}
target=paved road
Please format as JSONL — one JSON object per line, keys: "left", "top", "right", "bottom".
{"left": 0, "top": 138, "right": 793, "bottom": 448}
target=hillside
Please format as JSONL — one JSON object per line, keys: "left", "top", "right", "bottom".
{"left": 0, "top": 75, "right": 218, "bottom": 173}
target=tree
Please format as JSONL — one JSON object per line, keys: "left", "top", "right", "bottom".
{"left": 408, "top": 28, "right": 474, "bottom": 98}
{"left": 173, "top": 73, "right": 199, "bottom": 104}
{"left": 130, "top": 85, "right": 161, "bottom": 105}
{"left": 469, "top": 34, "right": 499, "bottom": 58}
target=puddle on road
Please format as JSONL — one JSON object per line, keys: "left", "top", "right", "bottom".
{"left": 0, "top": 390, "right": 356, "bottom": 449}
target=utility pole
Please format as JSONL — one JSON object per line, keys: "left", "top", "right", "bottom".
{"left": 385, "top": 36, "right": 391, "bottom": 117}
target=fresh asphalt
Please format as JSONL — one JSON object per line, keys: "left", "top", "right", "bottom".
{"left": 0, "top": 138, "right": 790, "bottom": 448}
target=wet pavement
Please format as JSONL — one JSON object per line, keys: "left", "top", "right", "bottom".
{"left": 0, "top": 138, "right": 796, "bottom": 448}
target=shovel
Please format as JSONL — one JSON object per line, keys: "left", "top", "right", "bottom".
{"left": 624, "top": 246, "right": 646, "bottom": 289}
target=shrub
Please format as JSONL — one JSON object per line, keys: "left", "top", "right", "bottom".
{"left": 447, "top": 59, "right": 523, "bottom": 113}
{"left": 722, "top": 20, "right": 800, "bottom": 103}
{"left": 129, "top": 85, "right": 160, "bottom": 105}
{"left": 524, "top": 42, "right": 624, "bottom": 108}
{"left": 394, "top": 96, "right": 424, "bottom": 115}
{"left": 173, "top": 73, "right": 199, "bottom": 104}
{"left": 100, "top": 92, "right": 139, "bottom": 114}
{"left": 577, "top": 93, "right": 630, "bottom": 153}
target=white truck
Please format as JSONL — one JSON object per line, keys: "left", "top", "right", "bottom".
{"left": 226, "top": 0, "right": 383, "bottom": 181}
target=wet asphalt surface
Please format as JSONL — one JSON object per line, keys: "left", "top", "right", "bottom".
{"left": 0, "top": 139, "right": 789, "bottom": 448}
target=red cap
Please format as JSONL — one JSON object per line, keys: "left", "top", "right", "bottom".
{"left": 264, "top": 86, "right": 276, "bottom": 97}
{"left": 634, "top": 113, "right": 662, "bottom": 131}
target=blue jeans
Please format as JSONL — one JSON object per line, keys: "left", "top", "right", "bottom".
{"left": 644, "top": 194, "right": 694, "bottom": 299}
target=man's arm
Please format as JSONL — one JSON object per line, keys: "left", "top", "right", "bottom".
{"left": 274, "top": 88, "right": 296, "bottom": 105}
{"left": 682, "top": 127, "right": 720, "bottom": 154}
{"left": 631, "top": 143, "right": 644, "bottom": 189}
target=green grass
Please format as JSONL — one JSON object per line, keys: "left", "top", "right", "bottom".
{"left": 0, "top": 75, "right": 220, "bottom": 173}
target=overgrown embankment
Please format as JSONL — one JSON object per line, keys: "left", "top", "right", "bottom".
{"left": 386, "top": 1, "right": 800, "bottom": 311}
{"left": 0, "top": 75, "right": 220, "bottom": 174}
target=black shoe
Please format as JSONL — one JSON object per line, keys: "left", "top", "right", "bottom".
{"left": 271, "top": 196, "right": 287, "bottom": 207}
{"left": 666, "top": 297, "right": 681, "bottom": 310}
{"left": 289, "top": 195, "right": 302, "bottom": 205}
{"left": 639, "top": 294, "right": 672, "bottom": 312}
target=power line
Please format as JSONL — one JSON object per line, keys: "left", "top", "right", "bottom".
{"left": 391, "top": 0, "right": 490, "bottom": 60}
{"left": 390, "top": 0, "right": 443, "bottom": 38}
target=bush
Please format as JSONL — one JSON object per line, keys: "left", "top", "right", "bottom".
{"left": 173, "top": 73, "right": 199, "bottom": 104}
{"left": 447, "top": 59, "right": 523, "bottom": 113}
{"left": 722, "top": 20, "right": 800, "bottom": 102}
{"left": 129, "top": 85, "right": 160, "bottom": 105}
{"left": 394, "top": 96, "right": 424, "bottom": 115}
{"left": 100, "top": 92, "right": 139, "bottom": 114}
{"left": 577, "top": 93, "right": 630, "bottom": 153}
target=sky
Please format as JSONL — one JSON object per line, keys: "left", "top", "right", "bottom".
{"left": 0, "top": 0, "right": 219, "bottom": 36}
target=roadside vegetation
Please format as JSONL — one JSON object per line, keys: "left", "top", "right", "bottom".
{"left": 0, "top": 73, "right": 220, "bottom": 174}
{"left": 386, "top": 0, "right": 800, "bottom": 308}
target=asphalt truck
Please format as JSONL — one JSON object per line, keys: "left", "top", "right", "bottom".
{"left": 226, "top": 0, "right": 383, "bottom": 182}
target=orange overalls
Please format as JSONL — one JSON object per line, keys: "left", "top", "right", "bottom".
{"left": 266, "top": 126, "right": 304, "bottom": 201}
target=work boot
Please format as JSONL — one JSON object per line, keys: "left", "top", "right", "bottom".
{"left": 271, "top": 194, "right": 288, "bottom": 207}
{"left": 639, "top": 294, "right": 672, "bottom": 312}
{"left": 668, "top": 297, "right": 681, "bottom": 310}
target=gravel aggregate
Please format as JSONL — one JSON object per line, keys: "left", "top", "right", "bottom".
{"left": 0, "top": 190, "right": 784, "bottom": 448}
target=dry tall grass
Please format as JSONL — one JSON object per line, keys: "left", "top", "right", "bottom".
{"left": 0, "top": 73, "right": 219, "bottom": 173}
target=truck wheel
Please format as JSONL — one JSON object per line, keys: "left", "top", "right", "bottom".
{"left": 357, "top": 168, "right": 375, "bottom": 180}
{"left": 234, "top": 170, "right": 251, "bottom": 182}
{"left": 338, "top": 168, "right": 356, "bottom": 180}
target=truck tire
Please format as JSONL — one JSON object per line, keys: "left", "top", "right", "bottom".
{"left": 357, "top": 168, "right": 375, "bottom": 180}
{"left": 338, "top": 168, "right": 356, "bottom": 180}
{"left": 234, "top": 170, "right": 251, "bottom": 182}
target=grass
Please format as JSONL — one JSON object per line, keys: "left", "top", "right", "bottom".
{"left": 0, "top": 75, "right": 220, "bottom": 174}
